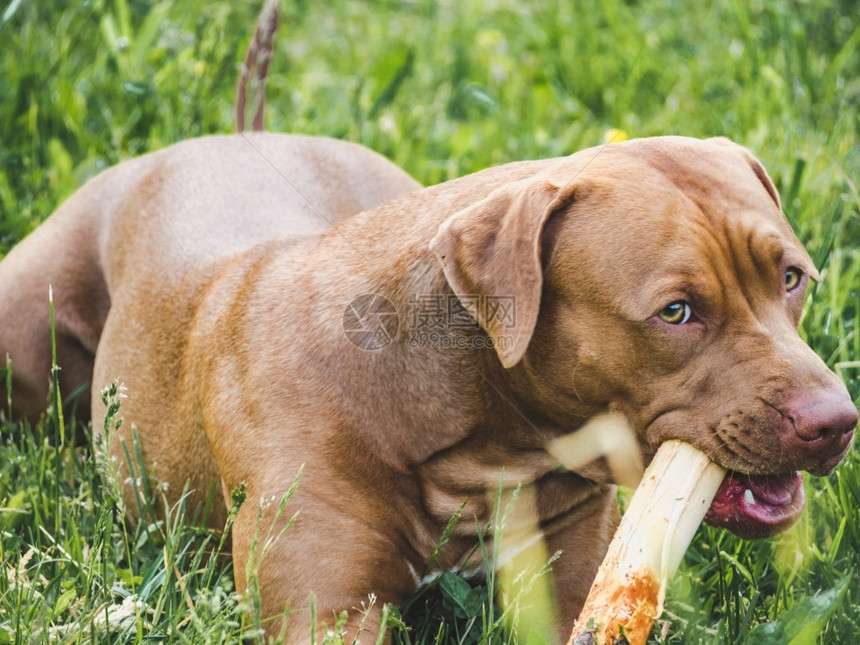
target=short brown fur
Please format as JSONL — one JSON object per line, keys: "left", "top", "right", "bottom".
{"left": 0, "top": 134, "right": 854, "bottom": 643}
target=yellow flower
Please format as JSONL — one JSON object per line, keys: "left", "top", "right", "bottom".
{"left": 603, "top": 128, "right": 628, "bottom": 144}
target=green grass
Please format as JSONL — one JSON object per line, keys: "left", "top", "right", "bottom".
{"left": 1, "top": 0, "right": 858, "bottom": 642}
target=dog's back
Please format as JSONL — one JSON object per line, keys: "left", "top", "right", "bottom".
{"left": 0, "top": 133, "right": 418, "bottom": 426}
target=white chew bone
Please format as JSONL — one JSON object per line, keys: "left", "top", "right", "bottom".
{"left": 568, "top": 440, "right": 726, "bottom": 645}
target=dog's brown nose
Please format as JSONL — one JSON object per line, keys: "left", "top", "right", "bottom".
{"left": 790, "top": 391, "right": 857, "bottom": 442}
{"left": 784, "top": 389, "right": 856, "bottom": 474}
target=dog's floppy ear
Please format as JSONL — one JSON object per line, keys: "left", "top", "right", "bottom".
{"left": 746, "top": 155, "right": 781, "bottom": 211}
{"left": 709, "top": 137, "right": 781, "bottom": 210}
{"left": 430, "top": 173, "right": 575, "bottom": 368}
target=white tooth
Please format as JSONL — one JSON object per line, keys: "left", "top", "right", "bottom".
{"left": 744, "top": 488, "right": 756, "bottom": 505}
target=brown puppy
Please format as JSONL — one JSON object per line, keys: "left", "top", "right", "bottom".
{"left": 0, "top": 135, "right": 855, "bottom": 642}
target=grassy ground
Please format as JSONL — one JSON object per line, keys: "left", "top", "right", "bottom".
{"left": 1, "top": 0, "right": 858, "bottom": 642}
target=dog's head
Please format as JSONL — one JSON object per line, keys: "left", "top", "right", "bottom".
{"left": 430, "top": 136, "right": 857, "bottom": 539}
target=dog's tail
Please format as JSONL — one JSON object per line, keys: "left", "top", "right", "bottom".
{"left": 236, "top": 0, "right": 279, "bottom": 133}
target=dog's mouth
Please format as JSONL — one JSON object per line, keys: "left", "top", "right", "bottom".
{"left": 703, "top": 470, "right": 805, "bottom": 539}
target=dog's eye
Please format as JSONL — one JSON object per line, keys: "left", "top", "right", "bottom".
{"left": 658, "top": 301, "right": 692, "bottom": 325}
{"left": 785, "top": 267, "right": 802, "bottom": 291}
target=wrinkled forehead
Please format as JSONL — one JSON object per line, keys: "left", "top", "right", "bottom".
{"left": 546, "top": 139, "right": 815, "bottom": 312}
{"left": 561, "top": 137, "right": 789, "bottom": 223}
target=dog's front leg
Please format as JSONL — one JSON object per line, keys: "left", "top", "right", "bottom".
{"left": 229, "top": 488, "right": 417, "bottom": 644}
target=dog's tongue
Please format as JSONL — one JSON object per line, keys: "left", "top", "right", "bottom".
{"left": 703, "top": 471, "right": 805, "bottom": 539}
